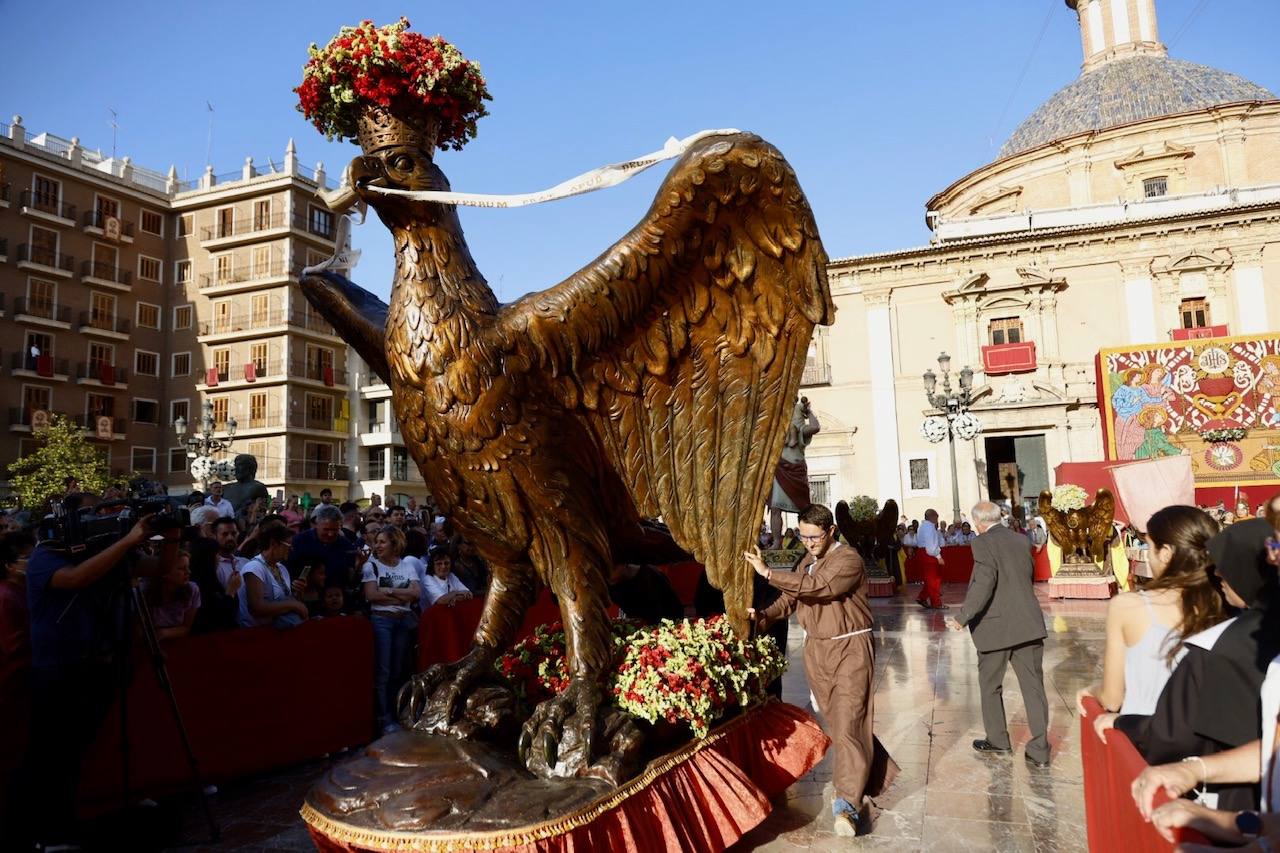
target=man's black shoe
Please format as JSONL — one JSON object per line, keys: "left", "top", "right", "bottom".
{"left": 971, "top": 739, "right": 1012, "bottom": 755}
{"left": 1025, "top": 753, "right": 1051, "bottom": 769}
{"left": 916, "top": 599, "right": 931, "bottom": 609}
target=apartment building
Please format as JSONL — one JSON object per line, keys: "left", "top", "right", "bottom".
{"left": 0, "top": 115, "right": 357, "bottom": 500}
{"left": 349, "top": 352, "right": 425, "bottom": 507}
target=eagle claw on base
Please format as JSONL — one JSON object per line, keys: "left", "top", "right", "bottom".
{"left": 398, "top": 646, "right": 513, "bottom": 739}
{"left": 518, "top": 677, "right": 644, "bottom": 787}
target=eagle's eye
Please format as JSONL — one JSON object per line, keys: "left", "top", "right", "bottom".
{"left": 390, "top": 154, "right": 414, "bottom": 173}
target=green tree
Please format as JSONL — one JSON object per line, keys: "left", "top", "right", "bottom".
{"left": 6, "top": 414, "right": 110, "bottom": 509}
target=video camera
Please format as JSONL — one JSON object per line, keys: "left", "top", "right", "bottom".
{"left": 38, "top": 495, "right": 190, "bottom": 557}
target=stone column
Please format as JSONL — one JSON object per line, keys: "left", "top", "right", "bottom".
{"left": 1232, "top": 246, "right": 1267, "bottom": 334}
{"left": 865, "top": 289, "right": 902, "bottom": 505}
{"left": 1121, "top": 261, "right": 1157, "bottom": 344}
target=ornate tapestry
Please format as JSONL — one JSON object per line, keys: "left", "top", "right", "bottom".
{"left": 1099, "top": 334, "right": 1280, "bottom": 487}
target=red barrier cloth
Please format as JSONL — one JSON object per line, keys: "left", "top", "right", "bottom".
{"left": 1033, "top": 547, "right": 1052, "bottom": 582}
{"left": 1080, "top": 696, "right": 1206, "bottom": 852}
{"left": 78, "top": 616, "right": 374, "bottom": 811}
{"left": 303, "top": 700, "right": 829, "bottom": 853}
{"left": 904, "top": 546, "right": 975, "bottom": 584}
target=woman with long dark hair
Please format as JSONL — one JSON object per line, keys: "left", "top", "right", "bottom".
{"left": 1078, "top": 505, "right": 1224, "bottom": 719}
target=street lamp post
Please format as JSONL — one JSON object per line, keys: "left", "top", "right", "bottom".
{"left": 920, "top": 352, "right": 980, "bottom": 524}
{"left": 174, "top": 399, "right": 238, "bottom": 491}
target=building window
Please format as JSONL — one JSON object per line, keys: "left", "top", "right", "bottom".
{"left": 33, "top": 174, "right": 61, "bottom": 210}
{"left": 253, "top": 199, "right": 272, "bottom": 231}
{"left": 30, "top": 226, "right": 59, "bottom": 266}
{"left": 1180, "top": 298, "right": 1210, "bottom": 329}
{"left": 1143, "top": 176, "right": 1168, "bottom": 198}
{"left": 138, "top": 255, "right": 162, "bottom": 282}
{"left": 173, "top": 304, "right": 192, "bottom": 329}
{"left": 91, "top": 242, "right": 117, "bottom": 275}
{"left": 210, "top": 397, "right": 229, "bottom": 428}
{"left": 27, "top": 278, "right": 56, "bottom": 317}
{"left": 177, "top": 213, "right": 193, "bottom": 237}
{"left": 249, "top": 392, "right": 268, "bottom": 426}
{"left": 309, "top": 206, "right": 334, "bottom": 239}
{"left": 988, "top": 317, "right": 1024, "bottom": 346}
{"left": 171, "top": 351, "right": 191, "bottom": 377}
{"left": 809, "top": 476, "right": 830, "bottom": 509}
{"left": 22, "top": 385, "right": 51, "bottom": 417}
{"left": 86, "top": 392, "right": 114, "bottom": 418}
{"left": 250, "top": 294, "right": 270, "bottom": 325}
{"left": 307, "top": 394, "right": 334, "bottom": 424}
{"left": 87, "top": 342, "right": 114, "bottom": 373}
{"left": 135, "top": 350, "right": 159, "bottom": 376}
{"left": 252, "top": 244, "right": 272, "bottom": 277}
{"left": 140, "top": 209, "right": 163, "bottom": 235}
{"left": 89, "top": 292, "right": 115, "bottom": 329}
{"left": 213, "top": 300, "right": 233, "bottom": 332}
{"left": 169, "top": 447, "right": 187, "bottom": 473}
{"left": 212, "top": 349, "right": 230, "bottom": 382}
{"left": 214, "top": 253, "right": 232, "bottom": 283}
{"left": 136, "top": 302, "right": 160, "bottom": 329}
{"left": 175, "top": 260, "right": 192, "bottom": 285}
{"left": 131, "top": 447, "right": 156, "bottom": 473}
{"left": 132, "top": 399, "right": 159, "bottom": 424}
{"left": 367, "top": 447, "right": 386, "bottom": 480}
{"left": 250, "top": 343, "right": 268, "bottom": 373}
{"left": 170, "top": 399, "right": 189, "bottom": 425}
{"left": 25, "top": 333, "right": 53, "bottom": 366}
{"left": 216, "top": 207, "right": 234, "bottom": 239}
{"left": 908, "top": 458, "right": 931, "bottom": 491}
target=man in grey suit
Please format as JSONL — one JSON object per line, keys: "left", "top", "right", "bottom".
{"left": 948, "top": 501, "right": 1051, "bottom": 768}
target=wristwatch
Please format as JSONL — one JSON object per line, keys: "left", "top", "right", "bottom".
{"left": 1236, "top": 809, "right": 1262, "bottom": 839}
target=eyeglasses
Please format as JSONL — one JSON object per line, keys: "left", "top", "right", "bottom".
{"left": 798, "top": 533, "right": 828, "bottom": 543}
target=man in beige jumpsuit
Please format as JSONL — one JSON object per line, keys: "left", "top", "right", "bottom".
{"left": 747, "top": 503, "right": 899, "bottom": 836}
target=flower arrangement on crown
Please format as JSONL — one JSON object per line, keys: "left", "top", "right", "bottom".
{"left": 1050, "top": 483, "right": 1088, "bottom": 513}
{"left": 294, "top": 17, "right": 491, "bottom": 150}
{"left": 494, "top": 615, "right": 786, "bottom": 740}
{"left": 845, "top": 495, "right": 879, "bottom": 522}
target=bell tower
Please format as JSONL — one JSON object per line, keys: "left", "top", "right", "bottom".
{"left": 1067, "top": 0, "right": 1166, "bottom": 72}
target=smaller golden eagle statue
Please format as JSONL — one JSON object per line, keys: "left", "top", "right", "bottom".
{"left": 1037, "top": 488, "right": 1116, "bottom": 565}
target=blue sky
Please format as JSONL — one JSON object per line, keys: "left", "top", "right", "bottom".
{"left": 2, "top": 0, "right": 1276, "bottom": 303}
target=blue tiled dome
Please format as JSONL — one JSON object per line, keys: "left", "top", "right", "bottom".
{"left": 999, "top": 55, "right": 1276, "bottom": 158}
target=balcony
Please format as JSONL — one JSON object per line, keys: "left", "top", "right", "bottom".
{"left": 197, "top": 309, "right": 286, "bottom": 341}
{"left": 197, "top": 261, "right": 299, "bottom": 295}
{"left": 80, "top": 260, "right": 133, "bottom": 291}
{"left": 76, "top": 362, "right": 128, "bottom": 387}
{"left": 73, "top": 413, "right": 127, "bottom": 438}
{"left": 289, "top": 360, "right": 348, "bottom": 387}
{"left": 82, "top": 209, "right": 135, "bottom": 242}
{"left": 197, "top": 360, "right": 285, "bottom": 388}
{"left": 981, "top": 341, "right": 1038, "bottom": 376}
{"left": 17, "top": 244, "right": 74, "bottom": 277}
{"left": 288, "top": 310, "right": 340, "bottom": 339}
{"left": 1171, "top": 325, "right": 1228, "bottom": 342}
{"left": 8, "top": 407, "right": 72, "bottom": 432}
{"left": 14, "top": 297, "right": 72, "bottom": 329}
{"left": 19, "top": 189, "right": 76, "bottom": 226}
{"left": 239, "top": 412, "right": 284, "bottom": 431}
{"left": 200, "top": 211, "right": 288, "bottom": 247}
{"left": 10, "top": 352, "right": 70, "bottom": 380}
{"left": 293, "top": 212, "right": 336, "bottom": 243}
{"left": 360, "top": 371, "right": 389, "bottom": 389}
{"left": 288, "top": 410, "right": 346, "bottom": 433}
{"left": 287, "top": 459, "right": 350, "bottom": 481}
{"left": 800, "top": 363, "right": 832, "bottom": 387}
{"left": 78, "top": 310, "right": 131, "bottom": 339}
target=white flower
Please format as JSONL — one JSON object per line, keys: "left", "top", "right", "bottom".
{"left": 1050, "top": 484, "right": 1088, "bottom": 512}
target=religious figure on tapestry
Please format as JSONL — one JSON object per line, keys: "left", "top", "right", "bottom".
{"left": 294, "top": 18, "right": 834, "bottom": 785}
{"left": 768, "top": 396, "right": 821, "bottom": 547}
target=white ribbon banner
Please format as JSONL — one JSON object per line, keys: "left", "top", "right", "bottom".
{"left": 320, "top": 128, "right": 739, "bottom": 212}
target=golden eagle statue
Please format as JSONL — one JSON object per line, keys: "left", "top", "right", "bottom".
{"left": 300, "top": 119, "right": 833, "bottom": 780}
{"left": 1037, "top": 488, "right": 1116, "bottom": 565}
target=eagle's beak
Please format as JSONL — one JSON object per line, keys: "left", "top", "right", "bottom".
{"left": 317, "top": 155, "right": 386, "bottom": 214}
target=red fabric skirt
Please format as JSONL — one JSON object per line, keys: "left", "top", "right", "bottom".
{"left": 303, "top": 700, "right": 830, "bottom": 852}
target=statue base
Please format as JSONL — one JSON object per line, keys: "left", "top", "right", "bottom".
{"left": 1048, "top": 574, "right": 1116, "bottom": 600}
{"left": 301, "top": 700, "right": 829, "bottom": 852}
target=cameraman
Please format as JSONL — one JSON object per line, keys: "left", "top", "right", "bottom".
{"left": 17, "top": 503, "right": 174, "bottom": 849}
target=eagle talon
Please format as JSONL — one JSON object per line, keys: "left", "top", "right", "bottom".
{"left": 398, "top": 645, "right": 499, "bottom": 731}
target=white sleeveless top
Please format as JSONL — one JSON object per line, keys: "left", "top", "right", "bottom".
{"left": 1119, "top": 591, "right": 1186, "bottom": 716}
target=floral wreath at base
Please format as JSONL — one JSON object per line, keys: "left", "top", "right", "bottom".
{"left": 294, "top": 17, "right": 491, "bottom": 149}
{"left": 495, "top": 614, "right": 787, "bottom": 740}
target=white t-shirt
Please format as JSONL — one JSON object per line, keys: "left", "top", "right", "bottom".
{"left": 421, "top": 571, "right": 469, "bottom": 610}
{"left": 204, "top": 497, "right": 235, "bottom": 518}
{"left": 238, "top": 556, "right": 294, "bottom": 627}
{"left": 361, "top": 556, "right": 421, "bottom": 615}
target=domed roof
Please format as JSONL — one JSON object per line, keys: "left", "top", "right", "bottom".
{"left": 999, "top": 54, "right": 1276, "bottom": 159}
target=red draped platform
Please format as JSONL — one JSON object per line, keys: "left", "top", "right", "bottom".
{"left": 302, "top": 700, "right": 830, "bottom": 853}
{"left": 1080, "top": 696, "right": 1206, "bottom": 851}
{"left": 904, "top": 546, "right": 975, "bottom": 584}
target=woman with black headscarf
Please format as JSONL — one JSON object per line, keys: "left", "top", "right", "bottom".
{"left": 1097, "top": 518, "right": 1279, "bottom": 815}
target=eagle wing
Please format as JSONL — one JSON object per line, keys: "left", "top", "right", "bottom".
{"left": 496, "top": 133, "right": 833, "bottom": 635}
{"left": 1087, "top": 488, "right": 1117, "bottom": 563}
{"left": 1037, "top": 491, "right": 1071, "bottom": 552}
{"left": 299, "top": 270, "right": 392, "bottom": 384}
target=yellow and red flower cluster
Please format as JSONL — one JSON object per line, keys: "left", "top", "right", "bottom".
{"left": 294, "top": 17, "right": 491, "bottom": 149}
{"left": 495, "top": 615, "right": 787, "bottom": 741}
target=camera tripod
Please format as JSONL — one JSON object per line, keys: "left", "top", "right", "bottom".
{"left": 114, "top": 572, "right": 220, "bottom": 842}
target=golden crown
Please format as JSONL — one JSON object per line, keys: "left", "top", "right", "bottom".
{"left": 355, "top": 104, "right": 439, "bottom": 154}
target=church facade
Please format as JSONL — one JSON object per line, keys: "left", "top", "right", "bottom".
{"left": 802, "top": 0, "right": 1280, "bottom": 522}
